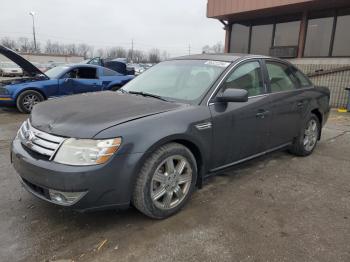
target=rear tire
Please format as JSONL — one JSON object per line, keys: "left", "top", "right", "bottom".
{"left": 16, "top": 90, "right": 44, "bottom": 114}
{"left": 289, "top": 114, "right": 320, "bottom": 156}
{"left": 132, "top": 143, "right": 197, "bottom": 219}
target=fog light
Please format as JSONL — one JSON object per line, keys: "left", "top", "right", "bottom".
{"left": 49, "top": 189, "right": 87, "bottom": 206}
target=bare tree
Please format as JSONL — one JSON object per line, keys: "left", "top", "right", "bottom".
{"left": 78, "top": 43, "right": 93, "bottom": 59}
{"left": 148, "top": 48, "right": 161, "bottom": 63}
{"left": 1, "top": 37, "right": 17, "bottom": 50}
{"left": 202, "top": 42, "right": 224, "bottom": 54}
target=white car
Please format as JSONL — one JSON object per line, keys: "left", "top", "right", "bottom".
{"left": 0, "top": 62, "right": 23, "bottom": 77}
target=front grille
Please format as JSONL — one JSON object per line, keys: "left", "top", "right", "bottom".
{"left": 18, "top": 120, "right": 65, "bottom": 159}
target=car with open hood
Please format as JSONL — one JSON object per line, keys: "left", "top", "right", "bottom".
{"left": 0, "top": 61, "right": 23, "bottom": 77}
{"left": 0, "top": 45, "right": 134, "bottom": 113}
{"left": 11, "top": 53, "right": 330, "bottom": 219}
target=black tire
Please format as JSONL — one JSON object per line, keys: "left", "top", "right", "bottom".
{"left": 16, "top": 90, "right": 44, "bottom": 114}
{"left": 132, "top": 143, "right": 197, "bottom": 219}
{"left": 110, "top": 85, "right": 122, "bottom": 91}
{"left": 289, "top": 114, "right": 320, "bottom": 156}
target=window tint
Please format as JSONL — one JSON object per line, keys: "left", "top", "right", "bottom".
{"left": 292, "top": 67, "right": 312, "bottom": 88}
{"left": 332, "top": 14, "right": 350, "bottom": 56}
{"left": 65, "top": 67, "right": 97, "bottom": 79}
{"left": 223, "top": 61, "right": 263, "bottom": 97}
{"left": 230, "top": 24, "right": 250, "bottom": 53}
{"left": 103, "top": 68, "right": 121, "bottom": 76}
{"left": 250, "top": 24, "right": 273, "bottom": 55}
{"left": 274, "top": 21, "right": 300, "bottom": 46}
{"left": 304, "top": 17, "right": 334, "bottom": 57}
{"left": 266, "top": 62, "right": 297, "bottom": 92}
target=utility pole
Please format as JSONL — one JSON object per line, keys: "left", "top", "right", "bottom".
{"left": 188, "top": 44, "right": 191, "bottom": 55}
{"left": 29, "top": 11, "right": 37, "bottom": 52}
{"left": 131, "top": 39, "right": 134, "bottom": 63}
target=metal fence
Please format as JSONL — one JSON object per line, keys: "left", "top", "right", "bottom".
{"left": 293, "top": 63, "right": 350, "bottom": 108}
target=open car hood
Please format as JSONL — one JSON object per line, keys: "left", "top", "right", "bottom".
{"left": 0, "top": 45, "right": 48, "bottom": 78}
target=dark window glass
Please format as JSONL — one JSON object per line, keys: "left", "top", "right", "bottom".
{"left": 332, "top": 15, "right": 350, "bottom": 56}
{"left": 250, "top": 24, "right": 273, "bottom": 55}
{"left": 65, "top": 67, "right": 97, "bottom": 79}
{"left": 223, "top": 61, "right": 263, "bottom": 97}
{"left": 292, "top": 67, "right": 312, "bottom": 88}
{"left": 304, "top": 17, "right": 334, "bottom": 57}
{"left": 266, "top": 62, "right": 297, "bottom": 92}
{"left": 230, "top": 24, "right": 250, "bottom": 53}
{"left": 274, "top": 21, "right": 300, "bottom": 46}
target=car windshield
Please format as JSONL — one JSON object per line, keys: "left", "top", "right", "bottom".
{"left": 123, "top": 60, "right": 230, "bottom": 102}
{"left": 45, "top": 66, "right": 70, "bottom": 78}
{"left": 1, "top": 62, "right": 20, "bottom": 68}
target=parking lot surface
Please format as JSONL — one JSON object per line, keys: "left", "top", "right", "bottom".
{"left": 0, "top": 107, "right": 349, "bottom": 262}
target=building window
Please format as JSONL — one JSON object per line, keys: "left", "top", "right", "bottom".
{"left": 304, "top": 17, "right": 334, "bottom": 57}
{"left": 230, "top": 24, "right": 250, "bottom": 53}
{"left": 250, "top": 24, "right": 273, "bottom": 55}
{"left": 332, "top": 14, "right": 350, "bottom": 56}
{"left": 274, "top": 21, "right": 300, "bottom": 46}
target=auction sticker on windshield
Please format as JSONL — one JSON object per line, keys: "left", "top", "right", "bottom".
{"left": 204, "top": 61, "right": 230, "bottom": 68}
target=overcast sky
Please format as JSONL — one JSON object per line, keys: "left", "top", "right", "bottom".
{"left": 0, "top": 0, "right": 224, "bottom": 56}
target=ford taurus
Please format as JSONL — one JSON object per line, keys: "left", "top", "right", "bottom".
{"left": 11, "top": 54, "right": 330, "bottom": 219}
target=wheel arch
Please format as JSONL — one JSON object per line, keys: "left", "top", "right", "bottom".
{"left": 134, "top": 135, "right": 206, "bottom": 190}
{"left": 15, "top": 87, "right": 47, "bottom": 101}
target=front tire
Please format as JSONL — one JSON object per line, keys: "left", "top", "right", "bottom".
{"left": 16, "top": 90, "right": 44, "bottom": 114}
{"left": 132, "top": 143, "right": 197, "bottom": 219}
{"left": 289, "top": 114, "right": 320, "bottom": 156}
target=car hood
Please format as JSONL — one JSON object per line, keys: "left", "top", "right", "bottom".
{"left": 30, "top": 92, "right": 183, "bottom": 138}
{"left": 0, "top": 45, "right": 48, "bottom": 78}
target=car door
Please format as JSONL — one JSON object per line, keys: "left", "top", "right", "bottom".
{"left": 263, "top": 60, "right": 306, "bottom": 148}
{"left": 209, "top": 60, "right": 272, "bottom": 170}
{"left": 59, "top": 67, "right": 102, "bottom": 95}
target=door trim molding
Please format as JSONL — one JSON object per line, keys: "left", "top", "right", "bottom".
{"left": 209, "top": 142, "right": 292, "bottom": 173}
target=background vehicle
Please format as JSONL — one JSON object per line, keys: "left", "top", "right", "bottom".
{"left": 0, "top": 45, "right": 134, "bottom": 113}
{"left": 11, "top": 54, "right": 330, "bottom": 219}
{"left": 83, "top": 57, "right": 135, "bottom": 75}
{"left": 0, "top": 61, "right": 23, "bottom": 77}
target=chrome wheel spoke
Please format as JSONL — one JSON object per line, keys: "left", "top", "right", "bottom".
{"left": 151, "top": 186, "right": 166, "bottom": 201}
{"left": 173, "top": 185, "right": 184, "bottom": 199}
{"left": 153, "top": 171, "right": 166, "bottom": 183}
{"left": 176, "top": 160, "right": 186, "bottom": 174}
{"left": 163, "top": 191, "right": 173, "bottom": 208}
{"left": 178, "top": 173, "right": 192, "bottom": 184}
{"left": 166, "top": 159, "right": 175, "bottom": 173}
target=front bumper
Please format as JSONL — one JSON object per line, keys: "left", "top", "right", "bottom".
{"left": 11, "top": 137, "right": 143, "bottom": 211}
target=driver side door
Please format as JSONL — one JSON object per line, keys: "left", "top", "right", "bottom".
{"left": 59, "top": 67, "right": 102, "bottom": 95}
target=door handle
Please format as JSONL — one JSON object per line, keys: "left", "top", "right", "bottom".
{"left": 297, "top": 101, "right": 304, "bottom": 108}
{"left": 256, "top": 110, "right": 269, "bottom": 119}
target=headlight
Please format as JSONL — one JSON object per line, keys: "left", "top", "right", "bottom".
{"left": 54, "top": 137, "right": 122, "bottom": 166}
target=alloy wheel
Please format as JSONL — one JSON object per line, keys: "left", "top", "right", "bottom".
{"left": 303, "top": 119, "right": 318, "bottom": 152}
{"left": 151, "top": 155, "right": 192, "bottom": 210}
{"left": 22, "top": 94, "right": 40, "bottom": 111}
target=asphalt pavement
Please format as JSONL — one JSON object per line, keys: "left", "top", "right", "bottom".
{"left": 0, "top": 107, "right": 349, "bottom": 262}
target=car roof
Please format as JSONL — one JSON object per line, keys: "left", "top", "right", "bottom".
{"left": 170, "top": 53, "right": 271, "bottom": 63}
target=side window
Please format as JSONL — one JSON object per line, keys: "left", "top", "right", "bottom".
{"left": 292, "top": 67, "right": 312, "bottom": 88}
{"left": 103, "top": 68, "right": 121, "bottom": 76}
{"left": 222, "top": 61, "right": 264, "bottom": 97}
{"left": 266, "top": 62, "right": 297, "bottom": 92}
{"left": 77, "top": 67, "right": 97, "bottom": 79}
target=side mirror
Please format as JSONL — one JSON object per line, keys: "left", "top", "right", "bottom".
{"left": 215, "top": 89, "right": 248, "bottom": 103}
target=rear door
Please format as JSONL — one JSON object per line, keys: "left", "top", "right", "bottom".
{"left": 209, "top": 59, "right": 272, "bottom": 170}
{"left": 263, "top": 60, "right": 305, "bottom": 148}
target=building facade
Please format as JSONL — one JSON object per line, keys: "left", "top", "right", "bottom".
{"left": 207, "top": 0, "right": 350, "bottom": 108}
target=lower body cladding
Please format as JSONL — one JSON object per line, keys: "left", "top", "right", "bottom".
{"left": 11, "top": 138, "right": 143, "bottom": 211}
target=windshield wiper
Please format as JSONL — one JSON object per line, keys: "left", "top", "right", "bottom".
{"left": 128, "top": 91, "right": 169, "bottom": 102}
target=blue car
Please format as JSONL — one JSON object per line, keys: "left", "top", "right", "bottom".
{"left": 0, "top": 45, "right": 134, "bottom": 113}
